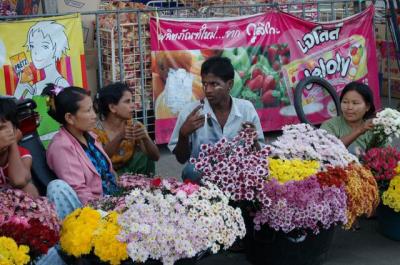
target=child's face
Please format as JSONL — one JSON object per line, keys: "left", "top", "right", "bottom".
{"left": 29, "top": 32, "right": 54, "bottom": 69}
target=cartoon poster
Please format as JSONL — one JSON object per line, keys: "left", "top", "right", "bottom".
{"left": 150, "top": 6, "right": 379, "bottom": 144}
{"left": 0, "top": 13, "right": 87, "bottom": 142}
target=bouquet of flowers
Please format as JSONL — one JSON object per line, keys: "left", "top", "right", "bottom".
{"left": 317, "top": 165, "right": 379, "bottom": 229}
{"left": 0, "top": 189, "right": 60, "bottom": 258}
{"left": 362, "top": 147, "right": 400, "bottom": 192}
{"left": 254, "top": 157, "right": 347, "bottom": 234}
{"left": 0, "top": 236, "right": 30, "bottom": 265}
{"left": 254, "top": 175, "right": 347, "bottom": 234}
{"left": 191, "top": 128, "right": 270, "bottom": 202}
{"left": 255, "top": 161, "right": 379, "bottom": 234}
{"left": 382, "top": 165, "right": 400, "bottom": 212}
{"left": 119, "top": 178, "right": 245, "bottom": 265}
{"left": 371, "top": 108, "right": 400, "bottom": 147}
{"left": 60, "top": 207, "right": 128, "bottom": 265}
{"left": 61, "top": 177, "right": 246, "bottom": 265}
{"left": 270, "top": 124, "right": 358, "bottom": 169}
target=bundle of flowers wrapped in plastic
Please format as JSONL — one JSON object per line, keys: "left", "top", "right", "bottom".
{"left": 371, "top": 108, "right": 400, "bottom": 146}
{"left": 191, "top": 128, "right": 270, "bottom": 202}
{"left": 270, "top": 124, "right": 358, "bottom": 169}
{"left": 60, "top": 177, "right": 245, "bottom": 265}
{"left": 0, "top": 236, "right": 30, "bottom": 265}
{"left": 0, "top": 189, "right": 60, "bottom": 258}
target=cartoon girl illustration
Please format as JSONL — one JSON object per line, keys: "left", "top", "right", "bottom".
{"left": 14, "top": 20, "right": 70, "bottom": 99}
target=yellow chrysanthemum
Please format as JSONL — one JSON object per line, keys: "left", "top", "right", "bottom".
{"left": 395, "top": 164, "right": 400, "bottom": 175}
{"left": 93, "top": 212, "right": 128, "bottom": 265}
{"left": 0, "top": 237, "right": 30, "bottom": 265}
{"left": 268, "top": 158, "right": 319, "bottom": 183}
{"left": 382, "top": 175, "right": 400, "bottom": 212}
{"left": 60, "top": 207, "right": 101, "bottom": 257}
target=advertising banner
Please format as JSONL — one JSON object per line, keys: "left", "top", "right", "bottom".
{"left": 150, "top": 6, "right": 379, "bottom": 144}
{"left": 0, "top": 14, "right": 87, "bottom": 142}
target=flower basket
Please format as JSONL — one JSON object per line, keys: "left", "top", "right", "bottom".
{"left": 377, "top": 204, "right": 400, "bottom": 241}
{"left": 245, "top": 225, "right": 335, "bottom": 265}
{"left": 60, "top": 177, "right": 245, "bottom": 265}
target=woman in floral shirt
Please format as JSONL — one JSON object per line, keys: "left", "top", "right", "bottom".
{"left": 94, "top": 82, "right": 159, "bottom": 176}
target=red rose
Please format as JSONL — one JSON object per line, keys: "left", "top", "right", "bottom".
{"left": 151, "top": 178, "right": 162, "bottom": 187}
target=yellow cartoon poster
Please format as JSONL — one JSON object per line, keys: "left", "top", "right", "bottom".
{"left": 0, "top": 14, "right": 87, "bottom": 142}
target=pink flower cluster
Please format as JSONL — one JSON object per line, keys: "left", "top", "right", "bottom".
{"left": 362, "top": 147, "right": 400, "bottom": 182}
{"left": 191, "top": 128, "right": 270, "bottom": 201}
{"left": 0, "top": 188, "right": 60, "bottom": 256}
{"left": 94, "top": 175, "right": 202, "bottom": 212}
{"left": 254, "top": 177, "right": 347, "bottom": 234}
{"left": 117, "top": 174, "right": 152, "bottom": 190}
{"left": 0, "top": 188, "right": 59, "bottom": 231}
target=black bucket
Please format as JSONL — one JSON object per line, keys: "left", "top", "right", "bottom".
{"left": 245, "top": 224, "right": 335, "bottom": 265}
{"left": 377, "top": 204, "right": 400, "bottom": 241}
{"left": 60, "top": 253, "right": 197, "bottom": 265}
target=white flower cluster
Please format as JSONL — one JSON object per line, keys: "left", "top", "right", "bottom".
{"left": 372, "top": 108, "right": 400, "bottom": 142}
{"left": 118, "top": 182, "right": 246, "bottom": 265}
{"left": 270, "top": 123, "right": 358, "bottom": 169}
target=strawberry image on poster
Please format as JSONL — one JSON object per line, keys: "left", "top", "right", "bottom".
{"left": 238, "top": 43, "right": 291, "bottom": 108}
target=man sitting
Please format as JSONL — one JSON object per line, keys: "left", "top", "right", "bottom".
{"left": 168, "top": 57, "right": 265, "bottom": 182}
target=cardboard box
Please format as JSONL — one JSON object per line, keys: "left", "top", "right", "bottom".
{"left": 57, "top": 0, "right": 100, "bottom": 48}
{"left": 381, "top": 58, "right": 400, "bottom": 79}
{"left": 382, "top": 77, "right": 400, "bottom": 99}
{"left": 375, "top": 23, "right": 388, "bottom": 41}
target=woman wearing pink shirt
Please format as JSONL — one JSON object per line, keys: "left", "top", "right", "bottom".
{"left": 44, "top": 84, "right": 118, "bottom": 219}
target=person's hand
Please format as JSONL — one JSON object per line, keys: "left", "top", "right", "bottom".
{"left": 179, "top": 105, "right": 205, "bottom": 138}
{"left": 357, "top": 119, "right": 374, "bottom": 135}
{"left": 131, "top": 122, "right": 149, "bottom": 141}
{"left": 15, "top": 129, "right": 23, "bottom": 142}
{"left": 123, "top": 122, "right": 135, "bottom": 141}
{"left": 14, "top": 72, "right": 35, "bottom": 99}
{"left": 0, "top": 121, "right": 16, "bottom": 150}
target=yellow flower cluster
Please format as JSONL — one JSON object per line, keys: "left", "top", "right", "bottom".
{"left": 93, "top": 212, "right": 128, "bottom": 265}
{"left": 0, "top": 237, "right": 30, "bottom": 265}
{"left": 395, "top": 164, "right": 400, "bottom": 174}
{"left": 268, "top": 158, "right": 320, "bottom": 183}
{"left": 344, "top": 164, "right": 380, "bottom": 229}
{"left": 60, "top": 207, "right": 101, "bottom": 257}
{"left": 60, "top": 207, "right": 128, "bottom": 265}
{"left": 382, "top": 175, "right": 400, "bottom": 212}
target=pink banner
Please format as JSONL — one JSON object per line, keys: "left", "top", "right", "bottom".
{"left": 150, "top": 6, "right": 380, "bottom": 144}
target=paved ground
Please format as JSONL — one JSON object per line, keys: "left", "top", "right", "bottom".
{"left": 154, "top": 97, "right": 400, "bottom": 265}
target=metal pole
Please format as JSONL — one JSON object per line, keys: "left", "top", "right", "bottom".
{"left": 96, "top": 14, "right": 103, "bottom": 89}
{"left": 137, "top": 11, "right": 148, "bottom": 127}
{"left": 116, "top": 12, "right": 124, "bottom": 82}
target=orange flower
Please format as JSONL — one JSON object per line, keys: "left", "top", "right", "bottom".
{"left": 343, "top": 164, "right": 379, "bottom": 229}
